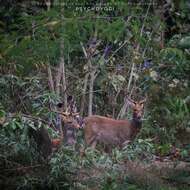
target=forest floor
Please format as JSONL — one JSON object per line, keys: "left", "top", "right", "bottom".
{"left": 1, "top": 150, "right": 190, "bottom": 190}
{"left": 77, "top": 156, "right": 190, "bottom": 190}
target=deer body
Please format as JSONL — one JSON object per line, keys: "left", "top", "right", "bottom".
{"left": 84, "top": 99, "right": 145, "bottom": 149}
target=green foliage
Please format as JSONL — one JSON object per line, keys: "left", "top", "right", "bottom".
{"left": 47, "top": 143, "right": 156, "bottom": 190}
{"left": 1, "top": 0, "right": 190, "bottom": 189}
{"left": 157, "top": 97, "right": 189, "bottom": 141}
{"left": 0, "top": 75, "right": 61, "bottom": 120}
{"left": 98, "top": 19, "right": 126, "bottom": 41}
{"left": 0, "top": 115, "right": 35, "bottom": 165}
{"left": 156, "top": 143, "right": 172, "bottom": 157}
{"left": 122, "top": 139, "right": 155, "bottom": 162}
{"left": 160, "top": 48, "right": 184, "bottom": 64}
{"left": 144, "top": 97, "right": 190, "bottom": 145}
{"left": 109, "top": 74, "right": 125, "bottom": 92}
{"left": 160, "top": 47, "right": 187, "bottom": 78}
{"left": 178, "top": 36, "right": 190, "bottom": 49}
{"left": 163, "top": 97, "right": 189, "bottom": 128}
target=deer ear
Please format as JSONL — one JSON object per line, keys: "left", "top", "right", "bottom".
{"left": 61, "top": 115, "right": 67, "bottom": 121}
{"left": 127, "top": 97, "right": 136, "bottom": 107}
{"left": 139, "top": 98, "right": 146, "bottom": 105}
{"left": 62, "top": 111, "right": 70, "bottom": 116}
{"left": 72, "top": 112, "right": 80, "bottom": 117}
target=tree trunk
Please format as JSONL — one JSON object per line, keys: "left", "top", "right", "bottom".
{"left": 88, "top": 69, "right": 98, "bottom": 116}
{"left": 45, "top": 0, "right": 51, "bottom": 11}
{"left": 55, "top": 63, "right": 63, "bottom": 96}
{"left": 80, "top": 72, "right": 89, "bottom": 116}
{"left": 47, "top": 64, "right": 55, "bottom": 92}
{"left": 60, "top": 2, "right": 67, "bottom": 109}
{"left": 60, "top": 42, "right": 67, "bottom": 109}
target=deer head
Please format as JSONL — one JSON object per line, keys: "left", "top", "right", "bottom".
{"left": 61, "top": 111, "right": 81, "bottom": 129}
{"left": 127, "top": 98, "right": 146, "bottom": 120}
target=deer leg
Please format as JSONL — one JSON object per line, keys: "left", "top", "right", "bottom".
{"left": 105, "top": 145, "right": 112, "bottom": 153}
{"left": 87, "top": 135, "right": 97, "bottom": 149}
{"left": 90, "top": 140, "right": 97, "bottom": 149}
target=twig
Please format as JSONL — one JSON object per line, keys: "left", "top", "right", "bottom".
{"left": 106, "top": 40, "right": 128, "bottom": 63}
{"left": 7, "top": 113, "right": 49, "bottom": 125}
{"left": 3, "top": 164, "right": 43, "bottom": 172}
{"left": 80, "top": 41, "right": 88, "bottom": 59}
{"left": 47, "top": 63, "right": 55, "bottom": 93}
{"left": 142, "top": 29, "right": 154, "bottom": 58}
{"left": 0, "top": 155, "right": 22, "bottom": 167}
{"left": 80, "top": 72, "right": 89, "bottom": 116}
{"left": 106, "top": 16, "right": 132, "bottom": 63}
{"left": 6, "top": 113, "right": 58, "bottom": 131}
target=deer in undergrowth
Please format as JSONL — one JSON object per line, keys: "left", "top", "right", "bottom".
{"left": 83, "top": 98, "right": 146, "bottom": 149}
{"left": 52, "top": 110, "right": 81, "bottom": 147}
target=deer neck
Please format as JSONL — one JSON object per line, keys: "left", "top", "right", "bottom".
{"left": 132, "top": 113, "right": 142, "bottom": 129}
{"left": 131, "top": 114, "right": 142, "bottom": 138}
{"left": 131, "top": 113, "right": 142, "bottom": 129}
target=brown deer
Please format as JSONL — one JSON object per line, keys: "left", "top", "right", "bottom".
{"left": 50, "top": 110, "right": 81, "bottom": 147}
{"left": 84, "top": 98, "right": 146, "bottom": 149}
{"left": 61, "top": 111, "right": 81, "bottom": 145}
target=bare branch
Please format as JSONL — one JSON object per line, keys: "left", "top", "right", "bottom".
{"left": 80, "top": 73, "right": 89, "bottom": 116}
{"left": 47, "top": 63, "right": 55, "bottom": 92}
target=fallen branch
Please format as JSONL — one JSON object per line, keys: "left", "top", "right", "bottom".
{"left": 6, "top": 113, "right": 58, "bottom": 132}
{"left": 3, "top": 164, "right": 43, "bottom": 172}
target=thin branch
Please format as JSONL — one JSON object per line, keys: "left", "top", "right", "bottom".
{"left": 80, "top": 73, "right": 89, "bottom": 116}
{"left": 6, "top": 113, "right": 58, "bottom": 131}
{"left": 80, "top": 41, "right": 88, "bottom": 59}
{"left": 106, "top": 40, "right": 128, "bottom": 63}
{"left": 55, "top": 62, "right": 63, "bottom": 96}
{"left": 142, "top": 30, "right": 154, "bottom": 58}
{"left": 3, "top": 164, "right": 43, "bottom": 172}
{"left": 7, "top": 113, "right": 49, "bottom": 125}
{"left": 88, "top": 69, "right": 98, "bottom": 116}
{"left": 106, "top": 16, "right": 132, "bottom": 63}
{"left": 47, "top": 63, "right": 55, "bottom": 92}
{"left": 0, "top": 155, "right": 22, "bottom": 167}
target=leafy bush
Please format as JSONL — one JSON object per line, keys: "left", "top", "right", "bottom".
{"left": 122, "top": 139, "right": 155, "bottom": 162}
